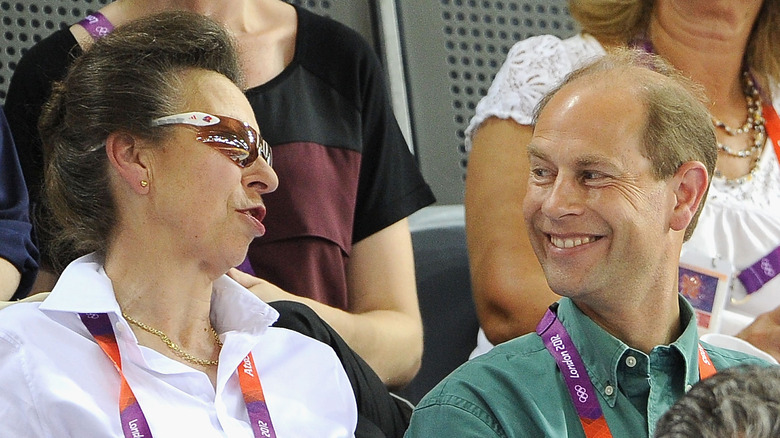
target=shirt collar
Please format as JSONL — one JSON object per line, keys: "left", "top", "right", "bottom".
{"left": 39, "top": 253, "right": 120, "bottom": 314}
{"left": 39, "top": 253, "right": 280, "bottom": 338}
{"left": 557, "top": 295, "right": 701, "bottom": 407}
{"left": 669, "top": 295, "right": 702, "bottom": 389}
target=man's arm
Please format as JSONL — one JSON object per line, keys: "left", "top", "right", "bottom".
{"left": 230, "top": 218, "right": 422, "bottom": 388}
{"left": 465, "top": 117, "right": 558, "bottom": 344}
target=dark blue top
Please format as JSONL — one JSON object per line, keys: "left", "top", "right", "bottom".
{"left": 0, "top": 106, "right": 38, "bottom": 299}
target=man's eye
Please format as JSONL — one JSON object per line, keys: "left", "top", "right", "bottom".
{"left": 583, "top": 170, "right": 604, "bottom": 180}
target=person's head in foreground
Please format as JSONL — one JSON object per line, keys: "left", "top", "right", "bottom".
{"left": 0, "top": 11, "right": 359, "bottom": 437}
{"left": 403, "top": 50, "right": 770, "bottom": 438}
{"left": 654, "top": 364, "right": 780, "bottom": 438}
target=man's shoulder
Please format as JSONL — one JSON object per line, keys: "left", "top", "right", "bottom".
{"left": 701, "top": 340, "right": 774, "bottom": 369}
{"left": 418, "top": 333, "right": 551, "bottom": 407}
{"left": 408, "top": 334, "right": 566, "bottom": 437}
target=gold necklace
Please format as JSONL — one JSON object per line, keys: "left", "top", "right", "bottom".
{"left": 122, "top": 312, "right": 223, "bottom": 367}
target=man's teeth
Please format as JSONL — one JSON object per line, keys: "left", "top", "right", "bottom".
{"left": 551, "top": 236, "right": 594, "bottom": 249}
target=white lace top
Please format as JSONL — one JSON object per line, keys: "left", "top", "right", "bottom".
{"left": 467, "top": 33, "right": 780, "bottom": 341}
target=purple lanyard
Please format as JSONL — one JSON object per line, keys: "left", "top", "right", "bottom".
{"left": 536, "top": 304, "right": 716, "bottom": 437}
{"left": 81, "top": 312, "right": 278, "bottom": 437}
{"left": 737, "top": 104, "right": 780, "bottom": 295}
{"left": 80, "top": 313, "right": 154, "bottom": 438}
{"left": 536, "top": 305, "right": 604, "bottom": 422}
{"left": 738, "top": 247, "right": 780, "bottom": 295}
{"left": 77, "top": 11, "right": 114, "bottom": 40}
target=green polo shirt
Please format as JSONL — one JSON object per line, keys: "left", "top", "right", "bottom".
{"left": 405, "top": 296, "right": 769, "bottom": 438}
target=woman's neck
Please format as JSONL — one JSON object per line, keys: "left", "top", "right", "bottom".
{"left": 105, "top": 245, "right": 222, "bottom": 384}
{"left": 648, "top": 0, "right": 759, "bottom": 116}
{"left": 79, "top": 0, "right": 296, "bottom": 87}
{"left": 101, "top": 0, "right": 285, "bottom": 33}
{"left": 103, "top": 235, "right": 217, "bottom": 344}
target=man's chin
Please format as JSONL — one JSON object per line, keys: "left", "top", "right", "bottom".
{"left": 544, "top": 278, "right": 587, "bottom": 299}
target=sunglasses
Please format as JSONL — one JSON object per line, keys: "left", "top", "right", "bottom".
{"left": 151, "top": 112, "right": 272, "bottom": 168}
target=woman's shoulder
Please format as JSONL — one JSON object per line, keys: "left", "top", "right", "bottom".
{"left": 0, "top": 298, "right": 48, "bottom": 343}
{"left": 465, "top": 33, "right": 606, "bottom": 144}
{"left": 502, "top": 33, "right": 605, "bottom": 81}
{"left": 12, "top": 28, "right": 79, "bottom": 75}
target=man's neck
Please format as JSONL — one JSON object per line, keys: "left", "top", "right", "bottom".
{"left": 574, "top": 292, "right": 683, "bottom": 355}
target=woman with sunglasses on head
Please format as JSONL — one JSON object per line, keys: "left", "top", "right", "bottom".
{"left": 6, "top": 0, "right": 434, "bottom": 390}
{"left": 0, "top": 12, "right": 361, "bottom": 436}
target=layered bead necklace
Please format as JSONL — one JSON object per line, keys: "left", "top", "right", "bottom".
{"left": 631, "top": 36, "right": 768, "bottom": 185}
{"left": 711, "top": 71, "right": 767, "bottom": 185}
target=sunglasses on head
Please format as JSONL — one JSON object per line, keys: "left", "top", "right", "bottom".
{"left": 151, "top": 112, "right": 272, "bottom": 168}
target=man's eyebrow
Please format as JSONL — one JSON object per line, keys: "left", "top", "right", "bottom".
{"left": 527, "top": 143, "right": 548, "bottom": 160}
{"left": 528, "top": 144, "right": 617, "bottom": 169}
{"left": 575, "top": 154, "right": 615, "bottom": 168}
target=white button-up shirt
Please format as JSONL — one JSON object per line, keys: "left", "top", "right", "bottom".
{"left": 0, "top": 254, "right": 357, "bottom": 437}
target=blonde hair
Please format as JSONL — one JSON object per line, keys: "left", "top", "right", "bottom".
{"left": 568, "top": 0, "right": 780, "bottom": 83}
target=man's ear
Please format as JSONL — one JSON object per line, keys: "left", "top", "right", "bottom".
{"left": 669, "top": 161, "right": 709, "bottom": 233}
{"left": 105, "top": 131, "right": 151, "bottom": 194}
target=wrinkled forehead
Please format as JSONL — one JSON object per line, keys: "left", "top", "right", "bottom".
{"left": 534, "top": 76, "right": 646, "bottom": 150}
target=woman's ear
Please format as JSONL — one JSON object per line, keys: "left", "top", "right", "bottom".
{"left": 669, "top": 161, "right": 709, "bottom": 233}
{"left": 105, "top": 131, "right": 150, "bottom": 194}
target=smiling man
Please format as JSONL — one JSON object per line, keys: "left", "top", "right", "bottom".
{"left": 404, "top": 50, "right": 771, "bottom": 438}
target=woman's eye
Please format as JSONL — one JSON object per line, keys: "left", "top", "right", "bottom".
{"left": 218, "top": 147, "right": 250, "bottom": 161}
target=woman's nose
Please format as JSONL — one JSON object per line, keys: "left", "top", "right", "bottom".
{"left": 243, "top": 155, "right": 279, "bottom": 195}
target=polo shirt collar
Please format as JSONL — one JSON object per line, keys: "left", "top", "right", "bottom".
{"left": 556, "top": 295, "right": 700, "bottom": 408}
{"left": 669, "top": 296, "right": 702, "bottom": 389}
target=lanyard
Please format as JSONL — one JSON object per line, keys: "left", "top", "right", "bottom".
{"left": 77, "top": 12, "right": 114, "bottom": 40}
{"left": 536, "top": 305, "right": 716, "bottom": 438}
{"left": 80, "top": 312, "right": 277, "bottom": 438}
{"left": 767, "top": 103, "right": 780, "bottom": 165}
{"left": 736, "top": 103, "right": 780, "bottom": 295}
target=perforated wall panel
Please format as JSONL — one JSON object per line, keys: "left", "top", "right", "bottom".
{"left": 397, "top": 0, "right": 579, "bottom": 204}
{"left": 0, "top": 0, "right": 111, "bottom": 103}
{"left": 0, "top": 0, "right": 375, "bottom": 105}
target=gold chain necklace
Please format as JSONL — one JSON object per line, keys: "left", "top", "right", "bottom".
{"left": 122, "top": 312, "right": 223, "bottom": 367}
